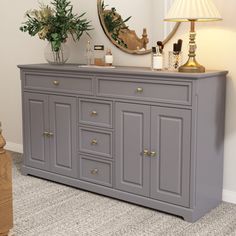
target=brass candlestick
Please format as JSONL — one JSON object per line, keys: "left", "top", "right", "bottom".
{"left": 179, "top": 20, "right": 205, "bottom": 73}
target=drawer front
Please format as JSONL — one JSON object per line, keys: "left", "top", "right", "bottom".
{"left": 79, "top": 128, "right": 112, "bottom": 158}
{"left": 80, "top": 156, "right": 112, "bottom": 187}
{"left": 97, "top": 78, "right": 192, "bottom": 105}
{"left": 24, "top": 73, "right": 93, "bottom": 95}
{"left": 79, "top": 99, "right": 112, "bottom": 128}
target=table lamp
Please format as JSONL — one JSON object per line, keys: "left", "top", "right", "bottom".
{"left": 164, "top": 0, "right": 222, "bottom": 73}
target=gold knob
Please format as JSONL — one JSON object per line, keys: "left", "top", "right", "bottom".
{"left": 150, "top": 151, "right": 157, "bottom": 157}
{"left": 91, "top": 139, "right": 98, "bottom": 145}
{"left": 91, "top": 168, "right": 99, "bottom": 175}
{"left": 142, "top": 149, "right": 149, "bottom": 157}
{"left": 53, "top": 80, "right": 60, "bottom": 86}
{"left": 43, "top": 131, "right": 50, "bottom": 137}
{"left": 91, "top": 111, "right": 98, "bottom": 116}
{"left": 136, "top": 87, "right": 143, "bottom": 93}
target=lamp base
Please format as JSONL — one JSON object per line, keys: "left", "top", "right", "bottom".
{"left": 179, "top": 57, "right": 205, "bottom": 73}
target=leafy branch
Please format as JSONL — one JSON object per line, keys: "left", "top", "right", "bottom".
{"left": 20, "top": 0, "right": 93, "bottom": 52}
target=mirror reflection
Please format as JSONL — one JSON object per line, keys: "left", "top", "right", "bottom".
{"left": 98, "top": 0, "right": 180, "bottom": 54}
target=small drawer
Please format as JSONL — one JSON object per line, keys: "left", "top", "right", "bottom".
{"left": 24, "top": 73, "right": 93, "bottom": 95}
{"left": 97, "top": 78, "right": 192, "bottom": 105}
{"left": 79, "top": 99, "right": 112, "bottom": 128}
{"left": 80, "top": 156, "right": 112, "bottom": 187}
{"left": 79, "top": 128, "right": 112, "bottom": 158}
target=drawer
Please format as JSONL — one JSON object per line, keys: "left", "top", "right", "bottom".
{"left": 79, "top": 99, "right": 112, "bottom": 128}
{"left": 97, "top": 78, "right": 192, "bottom": 105}
{"left": 80, "top": 156, "right": 112, "bottom": 187}
{"left": 79, "top": 128, "right": 112, "bottom": 158}
{"left": 24, "top": 72, "right": 93, "bottom": 95}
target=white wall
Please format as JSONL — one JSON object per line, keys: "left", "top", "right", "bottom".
{"left": 1, "top": 0, "right": 236, "bottom": 203}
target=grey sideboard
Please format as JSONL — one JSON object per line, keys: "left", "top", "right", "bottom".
{"left": 18, "top": 64, "right": 228, "bottom": 222}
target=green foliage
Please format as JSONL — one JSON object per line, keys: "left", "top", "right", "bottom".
{"left": 20, "top": 0, "right": 92, "bottom": 52}
{"left": 101, "top": 1, "right": 131, "bottom": 48}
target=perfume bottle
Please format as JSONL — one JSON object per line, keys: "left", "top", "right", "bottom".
{"left": 94, "top": 45, "right": 105, "bottom": 66}
{"left": 85, "top": 40, "right": 93, "bottom": 65}
{"left": 105, "top": 48, "right": 113, "bottom": 66}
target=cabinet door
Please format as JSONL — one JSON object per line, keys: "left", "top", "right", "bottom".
{"left": 49, "top": 96, "right": 77, "bottom": 178}
{"left": 24, "top": 93, "right": 50, "bottom": 170}
{"left": 115, "top": 103, "right": 150, "bottom": 197}
{"left": 150, "top": 107, "right": 191, "bottom": 207}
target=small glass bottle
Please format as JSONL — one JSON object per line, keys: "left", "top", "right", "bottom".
{"left": 105, "top": 48, "right": 113, "bottom": 66}
{"left": 94, "top": 45, "right": 105, "bottom": 66}
{"left": 85, "top": 40, "right": 93, "bottom": 65}
{"left": 151, "top": 47, "right": 163, "bottom": 71}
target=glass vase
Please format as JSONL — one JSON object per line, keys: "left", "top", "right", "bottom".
{"left": 168, "top": 51, "right": 182, "bottom": 71}
{"left": 44, "top": 42, "right": 70, "bottom": 65}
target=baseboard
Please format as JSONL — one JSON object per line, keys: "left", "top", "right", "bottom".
{"left": 5, "top": 142, "right": 23, "bottom": 154}
{"left": 222, "top": 189, "right": 236, "bottom": 204}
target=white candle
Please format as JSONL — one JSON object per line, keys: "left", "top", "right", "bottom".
{"left": 153, "top": 56, "right": 163, "bottom": 70}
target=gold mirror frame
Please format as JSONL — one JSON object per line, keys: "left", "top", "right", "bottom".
{"left": 97, "top": 0, "right": 180, "bottom": 55}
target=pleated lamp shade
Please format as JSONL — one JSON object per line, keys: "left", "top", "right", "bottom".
{"left": 165, "top": 0, "right": 222, "bottom": 22}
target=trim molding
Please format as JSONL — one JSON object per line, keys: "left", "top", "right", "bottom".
{"left": 5, "top": 142, "right": 23, "bottom": 154}
{"left": 4, "top": 142, "right": 236, "bottom": 205}
{"left": 222, "top": 189, "right": 236, "bottom": 204}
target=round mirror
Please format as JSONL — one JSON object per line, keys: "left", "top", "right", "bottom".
{"left": 97, "top": 0, "right": 180, "bottom": 55}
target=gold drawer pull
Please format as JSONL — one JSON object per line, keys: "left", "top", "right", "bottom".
{"left": 43, "top": 131, "right": 50, "bottom": 137}
{"left": 136, "top": 87, "right": 143, "bottom": 93}
{"left": 91, "top": 111, "right": 98, "bottom": 116}
{"left": 43, "top": 132, "right": 53, "bottom": 137}
{"left": 150, "top": 151, "right": 157, "bottom": 157}
{"left": 142, "top": 149, "right": 149, "bottom": 157}
{"left": 91, "top": 168, "right": 99, "bottom": 175}
{"left": 91, "top": 139, "right": 98, "bottom": 145}
{"left": 53, "top": 80, "right": 60, "bottom": 86}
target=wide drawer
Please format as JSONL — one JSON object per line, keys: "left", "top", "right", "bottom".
{"left": 97, "top": 78, "right": 192, "bottom": 105}
{"left": 24, "top": 72, "right": 93, "bottom": 95}
{"left": 80, "top": 156, "right": 112, "bottom": 187}
{"left": 79, "top": 99, "right": 112, "bottom": 128}
{"left": 79, "top": 127, "right": 112, "bottom": 158}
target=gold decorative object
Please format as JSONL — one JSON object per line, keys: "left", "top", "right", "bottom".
{"left": 165, "top": 0, "right": 222, "bottom": 73}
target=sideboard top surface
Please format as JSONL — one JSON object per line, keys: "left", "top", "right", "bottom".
{"left": 18, "top": 64, "right": 228, "bottom": 80}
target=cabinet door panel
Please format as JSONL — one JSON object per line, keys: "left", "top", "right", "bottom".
{"left": 49, "top": 96, "right": 77, "bottom": 178}
{"left": 115, "top": 103, "right": 150, "bottom": 197}
{"left": 150, "top": 107, "right": 191, "bottom": 207}
{"left": 24, "top": 93, "right": 50, "bottom": 170}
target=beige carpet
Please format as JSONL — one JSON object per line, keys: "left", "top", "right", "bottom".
{"left": 10, "top": 152, "right": 236, "bottom": 236}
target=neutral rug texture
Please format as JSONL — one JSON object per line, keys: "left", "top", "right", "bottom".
{"left": 9, "top": 152, "right": 236, "bottom": 236}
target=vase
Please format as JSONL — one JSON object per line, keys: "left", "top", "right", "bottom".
{"left": 44, "top": 42, "right": 70, "bottom": 64}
